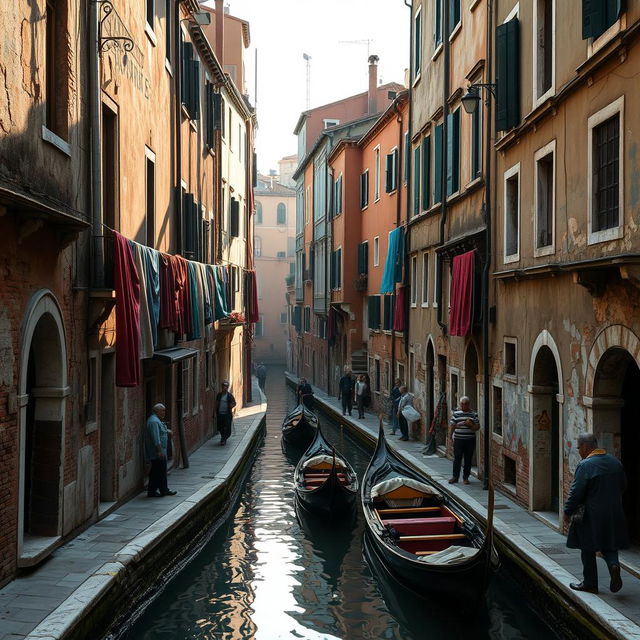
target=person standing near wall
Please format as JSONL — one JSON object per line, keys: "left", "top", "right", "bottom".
{"left": 448, "top": 396, "right": 480, "bottom": 485}
{"left": 144, "top": 403, "right": 177, "bottom": 497}
{"left": 216, "top": 381, "right": 237, "bottom": 446}
{"left": 354, "top": 374, "right": 368, "bottom": 419}
{"left": 257, "top": 362, "right": 267, "bottom": 392}
{"left": 338, "top": 368, "right": 354, "bottom": 416}
{"left": 396, "top": 385, "right": 414, "bottom": 441}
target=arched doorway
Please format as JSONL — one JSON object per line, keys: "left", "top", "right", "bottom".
{"left": 530, "top": 345, "right": 561, "bottom": 518}
{"left": 464, "top": 341, "right": 480, "bottom": 467}
{"left": 592, "top": 348, "right": 640, "bottom": 544}
{"left": 18, "top": 291, "right": 68, "bottom": 560}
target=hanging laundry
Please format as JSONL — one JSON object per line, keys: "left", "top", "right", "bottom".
{"left": 159, "top": 253, "right": 180, "bottom": 332}
{"left": 141, "top": 246, "right": 160, "bottom": 347}
{"left": 187, "top": 261, "right": 201, "bottom": 340}
{"left": 449, "top": 250, "right": 475, "bottom": 337}
{"left": 174, "top": 255, "right": 192, "bottom": 337}
{"left": 214, "top": 266, "right": 230, "bottom": 320}
{"left": 380, "top": 227, "right": 405, "bottom": 294}
{"left": 113, "top": 231, "right": 141, "bottom": 386}
{"left": 246, "top": 269, "right": 259, "bottom": 323}
{"left": 199, "top": 262, "right": 213, "bottom": 326}
{"left": 393, "top": 286, "right": 406, "bottom": 332}
{"left": 130, "top": 241, "right": 154, "bottom": 360}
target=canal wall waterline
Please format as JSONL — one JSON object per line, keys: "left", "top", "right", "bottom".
{"left": 13, "top": 383, "right": 267, "bottom": 640}
{"left": 285, "top": 372, "right": 640, "bottom": 640}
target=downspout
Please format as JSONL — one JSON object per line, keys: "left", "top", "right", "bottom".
{"left": 436, "top": 0, "right": 451, "bottom": 332}
{"left": 89, "top": 1, "right": 102, "bottom": 281}
{"left": 403, "top": 0, "right": 412, "bottom": 361}
{"left": 175, "top": 1, "right": 188, "bottom": 468}
{"left": 325, "top": 133, "right": 333, "bottom": 396}
{"left": 482, "top": 0, "right": 494, "bottom": 490}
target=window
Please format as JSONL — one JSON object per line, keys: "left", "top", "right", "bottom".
{"left": 496, "top": 18, "right": 520, "bottom": 132}
{"left": 145, "top": 148, "right": 155, "bottom": 247}
{"left": 367, "top": 296, "right": 381, "bottom": 330}
{"left": 375, "top": 359, "right": 381, "bottom": 392}
{"left": 535, "top": 141, "right": 555, "bottom": 253}
{"left": 192, "top": 355, "right": 199, "bottom": 414}
{"left": 373, "top": 236, "right": 380, "bottom": 267}
{"left": 323, "top": 118, "right": 340, "bottom": 128}
{"left": 230, "top": 197, "right": 240, "bottom": 237}
{"left": 228, "top": 108, "right": 232, "bottom": 148}
{"left": 334, "top": 175, "right": 343, "bottom": 215}
{"left": 434, "top": 0, "right": 443, "bottom": 48}
{"left": 360, "top": 170, "right": 369, "bottom": 209}
{"left": 492, "top": 385, "right": 503, "bottom": 436}
{"left": 220, "top": 96, "right": 226, "bottom": 137}
{"left": 255, "top": 315, "right": 264, "bottom": 337}
{"left": 102, "top": 104, "right": 118, "bottom": 230}
{"left": 45, "top": 0, "right": 69, "bottom": 140}
{"left": 304, "top": 306, "right": 311, "bottom": 332}
{"left": 471, "top": 94, "right": 482, "bottom": 179}
{"left": 254, "top": 236, "right": 262, "bottom": 257}
{"left": 588, "top": 98, "right": 623, "bottom": 244}
{"left": 205, "top": 350, "right": 211, "bottom": 391}
{"left": 205, "top": 81, "right": 216, "bottom": 148}
{"left": 280, "top": 312, "right": 287, "bottom": 324}
{"left": 357, "top": 241, "right": 369, "bottom": 276}
{"left": 277, "top": 251, "right": 286, "bottom": 259}
{"left": 413, "top": 8, "right": 422, "bottom": 79}
{"left": 504, "top": 338, "right": 517, "bottom": 378}
{"left": 305, "top": 186, "right": 311, "bottom": 224}
{"left": 165, "top": 0, "right": 172, "bottom": 63}
{"left": 181, "top": 41, "right": 200, "bottom": 120}
{"left": 410, "top": 255, "right": 418, "bottom": 307}
{"left": 413, "top": 145, "right": 421, "bottom": 215}
{"left": 277, "top": 202, "right": 287, "bottom": 225}
{"left": 434, "top": 123, "right": 443, "bottom": 204}
{"left": 417, "top": 137, "right": 429, "bottom": 211}
{"left": 255, "top": 201, "right": 263, "bottom": 224}
{"left": 446, "top": 108, "right": 460, "bottom": 197}
{"left": 403, "top": 131, "right": 409, "bottom": 184}
{"left": 534, "top": 0, "right": 554, "bottom": 102}
{"left": 383, "top": 295, "right": 394, "bottom": 331}
{"left": 146, "top": 0, "right": 154, "bottom": 30}
{"left": 385, "top": 149, "right": 398, "bottom": 193}
{"left": 421, "top": 252, "right": 429, "bottom": 307}
{"left": 449, "top": 0, "right": 461, "bottom": 35}
{"left": 313, "top": 154, "right": 328, "bottom": 221}
{"left": 504, "top": 164, "right": 520, "bottom": 262}
{"left": 582, "top": 0, "right": 623, "bottom": 40}
{"left": 330, "top": 248, "right": 342, "bottom": 289}
{"left": 374, "top": 146, "right": 381, "bottom": 201}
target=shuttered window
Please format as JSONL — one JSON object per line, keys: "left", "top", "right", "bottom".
{"left": 403, "top": 131, "right": 409, "bottom": 184}
{"left": 183, "top": 192, "right": 201, "bottom": 260}
{"left": 446, "top": 108, "right": 460, "bottom": 197}
{"left": 413, "top": 146, "right": 420, "bottom": 215}
{"left": 421, "top": 136, "right": 431, "bottom": 210}
{"left": 496, "top": 18, "right": 520, "bottom": 132}
{"left": 230, "top": 198, "right": 240, "bottom": 237}
{"left": 449, "top": 0, "right": 461, "bottom": 33}
{"left": 330, "top": 249, "right": 342, "bottom": 289}
{"left": 293, "top": 306, "right": 301, "bottom": 333}
{"left": 582, "top": 0, "right": 623, "bottom": 40}
{"left": 334, "top": 175, "right": 343, "bottom": 214}
{"left": 385, "top": 150, "right": 398, "bottom": 193}
{"left": 434, "top": 123, "right": 443, "bottom": 204}
{"left": 357, "top": 242, "right": 369, "bottom": 275}
{"left": 360, "top": 170, "right": 369, "bottom": 208}
{"left": 205, "top": 82, "right": 215, "bottom": 148}
{"left": 592, "top": 114, "right": 620, "bottom": 232}
{"left": 414, "top": 9, "right": 422, "bottom": 77}
{"left": 367, "top": 295, "right": 381, "bottom": 330}
{"left": 383, "top": 295, "right": 394, "bottom": 331}
{"left": 181, "top": 41, "right": 200, "bottom": 120}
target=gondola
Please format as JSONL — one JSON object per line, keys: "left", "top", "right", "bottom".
{"left": 361, "top": 421, "right": 497, "bottom": 605}
{"left": 294, "top": 427, "right": 359, "bottom": 517}
{"left": 281, "top": 403, "right": 318, "bottom": 449}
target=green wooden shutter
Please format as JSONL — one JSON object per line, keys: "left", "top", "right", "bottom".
{"left": 330, "top": 251, "right": 336, "bottom": 289}
{"left": 337, "top": 249, "right": 342, "bottom": 288}
{"left": 446, "top": 109, "right": 460, "bottom": 196}
{"left": 413, "top": 146, "right": 420, "bottom": 215}
{"left": 213, "top": 92, "right": 222, "bottom": 130}
{"left": 449, "top": 0, "right": 461, "bottom": 33}
{"left": 496, "top": 18, "right": 520, "bottom": 132}
{"left": 434, "top": 124, "right": 443, "bottom": 204}
{"left": 383, "top": 295, "right": 393, "bottom": 330}
{"left": 582, "top": 0, "right": 622, "bottom": 39}
{"left": 230, "top": 198, "right": 239, "bottom": 237}
{"left": 357, "top": 242, "right": 369, "bottom": 275}
{"left": 385, "top": 153, "right": 394, "bottom": 192}
{"left": 421, "top": 136, "right": 431, "bottom": 210}
{"left": 191, "top": 58, "right": 200, "bottom": 120}
{"left": 206, "top": 84, "right": 214, "bottom": 148}
{"left": 181, "top": 41, "right": 192, "bottom": 107}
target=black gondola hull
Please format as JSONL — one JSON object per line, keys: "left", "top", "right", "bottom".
{"left": 295, "top": 476, "right": 357, "bottom": 518}
{"left": 281, "top": 404, "right": 318, "bottom": 449}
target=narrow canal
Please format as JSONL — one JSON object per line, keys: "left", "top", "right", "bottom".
{"left": 119, "top": 370, "right": 566, "bottom": 640}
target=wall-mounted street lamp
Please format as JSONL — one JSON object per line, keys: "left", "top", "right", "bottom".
{"left": 97, "top": 1, "right": 134, "bottom": 54}
{"left": 461, "top": 83, "right": 496, "bottom": 114}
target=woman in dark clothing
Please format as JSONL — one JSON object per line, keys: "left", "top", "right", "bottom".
{"left": 215, "top": 380, "right": 237, "bottom": 446}
{"left": 297, "top": 377, "right": 314, "bottom": 409}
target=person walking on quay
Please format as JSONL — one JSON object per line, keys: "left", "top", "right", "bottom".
{"left": 257, "top": 362, "right": 267, "bottom": 392}
{"left": 354, "top": 374, "right": 368, "bottom": 419}
{"left": 390, "top": 378, "right": 402, "bottom": 435}
{"left": 216, "top": 380, "right": 237, "bottom": 446}
{"left": 448, "top": 396, "right": 480, "bottom": 485}
{"left": 396, "top": 385, "right": 414, "bottom": 441}
{"left": 338, "top": 368, "right": 354, "bottom": 416}
{"left": 144, "top": 403, "right": 177, "bottom": 497}
{"left": 564, "top": 433, "right": 629, "bottom": 594}
{"left": 297, "top": 377, "right": 314, "bottom": 409}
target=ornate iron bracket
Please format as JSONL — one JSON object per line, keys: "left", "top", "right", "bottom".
{"left": 97, "top": 0, "right": 134, "bottom": 53}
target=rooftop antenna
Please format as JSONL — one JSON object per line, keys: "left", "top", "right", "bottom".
{"left": 303, "top": 53, "right": 311, "bottom": 110}
{"left": 338, "top": 39, "right": 374, "bottom": 59}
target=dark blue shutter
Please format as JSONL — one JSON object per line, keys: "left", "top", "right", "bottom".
{"left": 357, "top": 242, "right": 369, "bottom": 275}
{"left": 446, "top": 109, "right": 460, "bottom": 196}
{"left": 496, "top": 18, "right": 520, "bottom": 132}
{"left": 434, "top": 124, "right": 443, "bottom": 204}
{"left": 230, "top": 199, "right": 239, "bottom": 237}
{"left": 413, "top": 146, "right": 420, "bottom": 215}
{"left": 385, "top": 153, "right": 394, "bottom": 192}
{"left": 421, "top": 136, "right": 431, "bottom": 210}
{"left": 582, "top": 0, "right": 622, "bottom": 39}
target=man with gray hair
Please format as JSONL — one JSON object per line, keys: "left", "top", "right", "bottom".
{"left": 448, "top": 396, "right": 480, "bottom": 485}
{"left": 564, "top": 433, "right": 628, "bottom": 594}
{"left": 144, "top": 403, "right": 176, "bottom": 497}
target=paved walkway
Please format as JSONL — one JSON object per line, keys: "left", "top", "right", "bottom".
{"left": 286, "top": 372, "right": 640, "bottom": 640}
{"left": 0, "top": 380, "right": 266, "bottom": 640}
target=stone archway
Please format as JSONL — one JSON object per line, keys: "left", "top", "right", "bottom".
{"left": 528, "top": 330, "right": 563, "bottom": 522}
{"left": 18, "top": 290, "right": 69, "bottom": 564}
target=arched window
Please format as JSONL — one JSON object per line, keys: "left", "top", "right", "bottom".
{"left": 255, "top": 202, "right": 263, "bottom": 224}
{"left": 254, "top": 236, "right": 262, "bottom": 257}
{"left": 277, "top": 202, "right": 286, "bottom": 225}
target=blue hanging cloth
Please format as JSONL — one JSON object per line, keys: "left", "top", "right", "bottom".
{"left": 187, "top": 261, "right": 201, "bottom": 340}
{"left": 380, "top": 227, "right": 404, "bottom": 293}
{"left": 141, "top": 246, "right": 160, "bottom": 347}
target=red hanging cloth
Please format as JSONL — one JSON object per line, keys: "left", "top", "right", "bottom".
{"left": 393, "top": 287, "right": 406, "bottom": 331}
{"left": 174, "top": 255, "right": 192, "bottom": 337}
{"left": 159, "top": 253, "right": 180, "bottom": 332}
{"left": 449, "top": 250, "right": 475, "bottom": 337}
{"left": 247, "top": 270, "right": 259, "bottom": 323}
{"left": 113, "top": 231, "right": 141, "bottom": 386}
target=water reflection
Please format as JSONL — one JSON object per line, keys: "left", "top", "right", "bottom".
{"left": 123, "top": 386, "right": 561, "bottom": 640}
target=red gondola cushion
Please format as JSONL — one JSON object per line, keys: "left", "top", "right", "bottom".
{"left": 382, "top": 516, "right": 456, "bottom": 536}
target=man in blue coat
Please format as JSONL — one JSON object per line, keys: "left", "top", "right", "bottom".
{"left": 144, "top": 403, "right": 177, "bottom": 497}
{"left": 564, "top": 433, "right": 629, "bottom": 593}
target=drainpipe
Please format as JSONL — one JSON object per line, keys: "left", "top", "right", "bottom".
{"left": 482, "top": 0, "right": 494, "bottom": 490}
{"left": 89, "top": 1, "right": 102, "bottom": 282}
{"left": 436, "top": 0, "right": 451, "bottom": 332}
{"left": 403, "top": 0, "right": 412, "bottom": 362}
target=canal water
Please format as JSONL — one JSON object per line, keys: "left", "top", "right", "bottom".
{"left": 121, "top": 374, "right": 565, "bottom": 640}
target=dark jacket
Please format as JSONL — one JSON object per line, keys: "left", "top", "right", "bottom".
{"left": 564, "top": 452, "right": 629, "bottom": 552}
{"left": 338, "top": 374, "right": 354, "bottom": 396}
{"left": 297, "top": 383, "right": 314, "bottom": 408}
{"left": 391, "top": 385, "right": 402, "bottom": 408}
{"left": 215, "top": 391, "right": 237, "bottom": 415}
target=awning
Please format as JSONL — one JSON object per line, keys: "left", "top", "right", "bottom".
{"left": 152, "top": 347, "right": 198, "bottom": 364}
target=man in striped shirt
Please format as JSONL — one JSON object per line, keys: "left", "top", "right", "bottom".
{"left": 448, "top": 396, "right": 480, "bottom": 485}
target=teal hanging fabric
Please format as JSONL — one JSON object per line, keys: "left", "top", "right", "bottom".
{"left": 214, "top": 266, "right": 230, "bottom": 320}
{"left": 380, "top": 227, "right": 405, "bottom": 293}
{"left": 187, "top": 261, "right": 201, "bottom": 340}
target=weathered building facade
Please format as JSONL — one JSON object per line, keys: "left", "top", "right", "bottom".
{"left": 0, "top": 0, "right": 256, "bottom": 587}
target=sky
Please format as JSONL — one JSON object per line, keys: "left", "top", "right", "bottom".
{"left": 204, "top": 1, "right": 410, "bottom": 174}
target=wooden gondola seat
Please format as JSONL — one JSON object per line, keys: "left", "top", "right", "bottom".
{"left": 381, "top": 516, "right": 456, "bottom": 536}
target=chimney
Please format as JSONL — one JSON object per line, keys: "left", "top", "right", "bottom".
{"left": 215, "top": 0, "right": 224, "bottom": 65}
{"left": 368, "top": 55, "right": 379, "bottom": 114}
